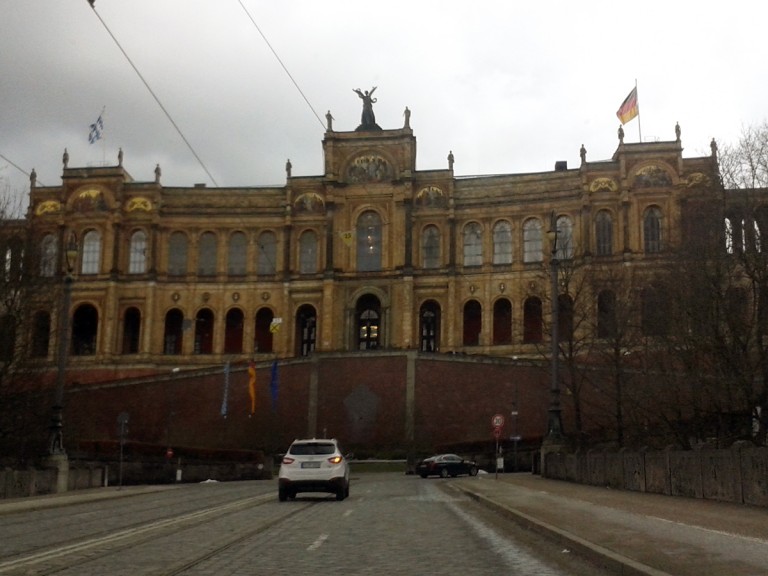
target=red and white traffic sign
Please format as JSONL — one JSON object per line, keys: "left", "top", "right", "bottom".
{"left": 491, "top": 414, "right": 505, "bottom": 428}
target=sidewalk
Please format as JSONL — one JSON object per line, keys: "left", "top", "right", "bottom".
{"left": 451, "top": 473, "right": 768, "bottom": 576}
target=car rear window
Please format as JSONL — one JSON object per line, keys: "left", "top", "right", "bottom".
{"left": 289, "top": 443, "right": 336, "bottom": 455}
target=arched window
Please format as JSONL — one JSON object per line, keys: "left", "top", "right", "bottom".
{"left": 3, "top": 237, "right": 23, "bottom": 282}
{"left": 523, "top": 219, "right": 543, "bottom": 263}
{"left": 296, "top": 304, "right": 317, "bottom": 357}
{"left": 643, "top": 207, "right": 663, "bottom": 254}
{"left": 254, "top": 307, "right": 274, "bottom": 353}
{"left": 463, "top": 222, "right": 483, "bottom": 266}
{"left": 72, "top": 304, "right": 98, "bottom": 355}
{"left": 523, "top": 297, "right": 543, "bottom": 343}
{"left": 163, "top": 309, "right": 184, "bottom": 355}
{"left": 40, "top": 234, "right": 57, "bottom": 277}
{"left": 642, "top": 286, "right": 669, "bottom": 336}
{"left": 492, "top": 298, "right": 512, "bottom": 345}
{"left": 257, "top": 231, "right": 277, "bottom": 275}
{"left": 356, "top": 294, "right": 381, "bottom": 349}
{"left": 0, "top": 315, "right": 15, "bottom": 361}
{"left": 168, "top": 232, "right": 188, "bottom": 276}
{"left": 228, "top": 232, "right": 247, "bottom": 276}
{"left": 597, "top": 290, "right": 617, "bottom": 338}
{"left": 419, "top": 300, "right": 440, "bottom": 352}
{"left": 462, "top": 299, "right": 482, "bottom": 346}
{"left": 198, "top": 232, "right": 217, "bottom": 276}
{"left": 558, "top": 294, "right": 574, "bottom": 342}
{"left": 356, "top": 211, "right": 382, "bottom": 272}
{"left": 493, "top": 220, "right": 512, "bottom": 265}
{"left": 81, "top": 230, "right": 101, "bottom": 275}
{"left": 224, "top": 308, "right": 244, "bottom": 354}
{"left": 299, "top": 230, "right": 318, "bottom": 274}
{"left": 595, "top": 211, "right": 613, "bottom": 256}
{"left": 128, "top": 230, "right": 147, "bottom": 274}
{"left": 31, "top": 311, "right": 51, "bottom": 357}
{"left": 194, "top": 308, "right": 214, "bottom": 354}
{"left": 422, "top": 225, "right": 441, "bottom": 269}
{"left": 556, "top": 216, "right": 574, "bottom": 260}
{"left": 122, "top": 307, "right": 141, "bottom": 354}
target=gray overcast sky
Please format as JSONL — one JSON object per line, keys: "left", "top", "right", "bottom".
{"left": 1, "top": 1, "right": 765, "bottom": 207}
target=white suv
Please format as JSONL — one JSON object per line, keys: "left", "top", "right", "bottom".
{"left": 278, "top": 439, "right": 350, "bottom": 501}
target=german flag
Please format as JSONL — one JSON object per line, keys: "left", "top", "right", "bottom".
{"left": 616, "top": 87, "right": 639, "bottom": 124}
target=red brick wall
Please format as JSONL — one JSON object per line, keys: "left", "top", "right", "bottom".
{"left": 62, "top": 353, "right": 556, "bottom": 457}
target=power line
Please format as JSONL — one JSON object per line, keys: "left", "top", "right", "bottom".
{"left": 88, "top": 2, "right": 219, "bottom": 186}
{"left": 236, "top": 0, "right": 325, "bottom": 131}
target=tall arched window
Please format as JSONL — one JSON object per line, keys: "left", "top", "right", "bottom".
{"left": 168, "top": 232, "right": 188, "bottom": 276}
{"left": 463, "top": 222, "right": 483, "bottom": 266}
{"left": 597, "top": 290, "right": 617, "bottom": 338}
{"left": 558, "top": 294, "right": 574, "bottom": 342}
{"left": 0, "top": 315, "right": 15, "bottom": 361}
{"left": 194, "top": 308, "right": 214, "bottom": 354}
{"left": 422, "top": 225, "right": 441, "bottom": 269}
{"left": 72, "top": 304, "right": 98, "bottom": 355}
{"left": 31, "top": 311, "right": 51, "bottom": 357}
{"left": 556, "top": 216, "right": 574, "bottom": 259}
{"left": 523, "top": 219, "right": 543, "bottom": 263}
{"left": 198, "top": 232, "right": 217, "bottom": 276}
{"left": 523, "top": 297, "right": 543, "bottom": 343}
{"left": 224, "top": 308, "right": 244, "bottom": 353}
{"left": 299, "top": 230, "right": 318, "bottom": 274}
{"left": 128, "top": 230, "right": 147, "bottom": 274}
{"left": 296, "top": 304, "right": 317, "bottom": 357}
{"left": 163, "top": 309, "right": 184, "bottom": 355}
{"left": 40, "top": 234, "right": 57, "bottom": 277}
{"left": 493, "top": 220, "right": 512, "bottom": 265}
{"left": 81, "top": 230, "right": 101, "bottom": 275}
{"left": 643, "top": 207, "right": 663, "bottom": 254}
{"left": 462, "top": 300, "right": 482, "bottom": 346}
{"left": 595, "top": 211, "right": 613, "bottom": 256}
{"left": 356, "top": 211, "right": 382, "bottom": 272}
{"left": 122, "top": 307, "right": 141, "bottom": 354}
{"left": 356, "top": 294, "right": 381, "bottom": 349}
{"left": 254, "top": 307, "right": 274, "bottom": 353}
{"left": 228, "top": 232, "right": 247, "bottom": 276}
{"left": 642, "top": 286, "right": 669, "bottom": 336}
{"left": 257, "top": 231, "right": 277, "bottom": 275}
{"left": 419, "top": 300, "right": 441, "bottom": 352}
{"left": 492, "top": 298, "right": 512, "bottom": 345}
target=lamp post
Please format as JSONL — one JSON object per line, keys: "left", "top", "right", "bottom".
{"left": 545, "top": 215, "right": 563, "bottom": 441}
{"left": 48, "top": 232, "right": 78, "bottom": 458}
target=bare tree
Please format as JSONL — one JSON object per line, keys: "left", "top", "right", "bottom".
{"left": 0, "top": 178, "right": 49, "bottom": 463}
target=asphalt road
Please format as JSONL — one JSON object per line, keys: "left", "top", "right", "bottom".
{"left": 0, "top": 473, "right": 611, "bottom": 576}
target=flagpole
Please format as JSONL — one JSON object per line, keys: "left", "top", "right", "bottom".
{"left": 635, "top": 79, "right": 642, "bottom": 143}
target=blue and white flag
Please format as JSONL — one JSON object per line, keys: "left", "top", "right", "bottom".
{"left": 88, "top": 111, "right": 104, "bottom": 144}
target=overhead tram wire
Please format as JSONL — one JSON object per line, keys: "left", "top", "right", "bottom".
{"left": 0, "top": 153, "right": 44, "bottom": 187}
{"left": 87, "top": 1, "right": 219, "bottom": 186}
{"left": 236, "top": 0, "right": 325, "bottom": 131}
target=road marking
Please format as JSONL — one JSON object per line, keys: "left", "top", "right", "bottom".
{"left": 0, "top": 494, "right": 272, "bottom": 573}
{"left": 343, "top": 509, "right": 354, "bottom": 517}
{"left": 307, "top": 534, "right": 328, "bottom": 551}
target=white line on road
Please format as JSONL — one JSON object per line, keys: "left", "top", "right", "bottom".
{"left": 307, "top": 534, "right": 328, "bottom": 551}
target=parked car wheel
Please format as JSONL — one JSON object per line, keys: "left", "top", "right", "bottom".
{"left": 440, "top": 468, "right": 449, "bottom": 478}
{"left": 469, "top": 466, "right": 478, "bottom": 476}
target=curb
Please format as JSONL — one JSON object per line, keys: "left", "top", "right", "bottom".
{"left": 450, "top": 483, "right": 672, "bottom": 576}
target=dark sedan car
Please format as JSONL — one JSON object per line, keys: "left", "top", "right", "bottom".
{"left": 416, "top": 454, "right": 479, "bottom": 478}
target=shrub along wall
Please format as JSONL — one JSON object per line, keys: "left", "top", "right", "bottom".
{"left": 543, "top": 443, "right": 768, "bottom": 507}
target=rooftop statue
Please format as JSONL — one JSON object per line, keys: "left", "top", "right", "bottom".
{"left": 353, "top": 87, "right": 382, "bottom": 131}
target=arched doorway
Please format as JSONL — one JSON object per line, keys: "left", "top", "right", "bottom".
{"left": 356, "top": 294, "right": 381, "bottom": 350}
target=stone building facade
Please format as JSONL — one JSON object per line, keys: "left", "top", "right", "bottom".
{"left": 17, "top": 117, "right": 718, "bottom": 383}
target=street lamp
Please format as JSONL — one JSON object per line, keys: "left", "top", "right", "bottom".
{"left": 545, "top": 214, "right": 563, "bottom": 440}
{"left": 48, "top": 232, "right": 78, "bottom": 456}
